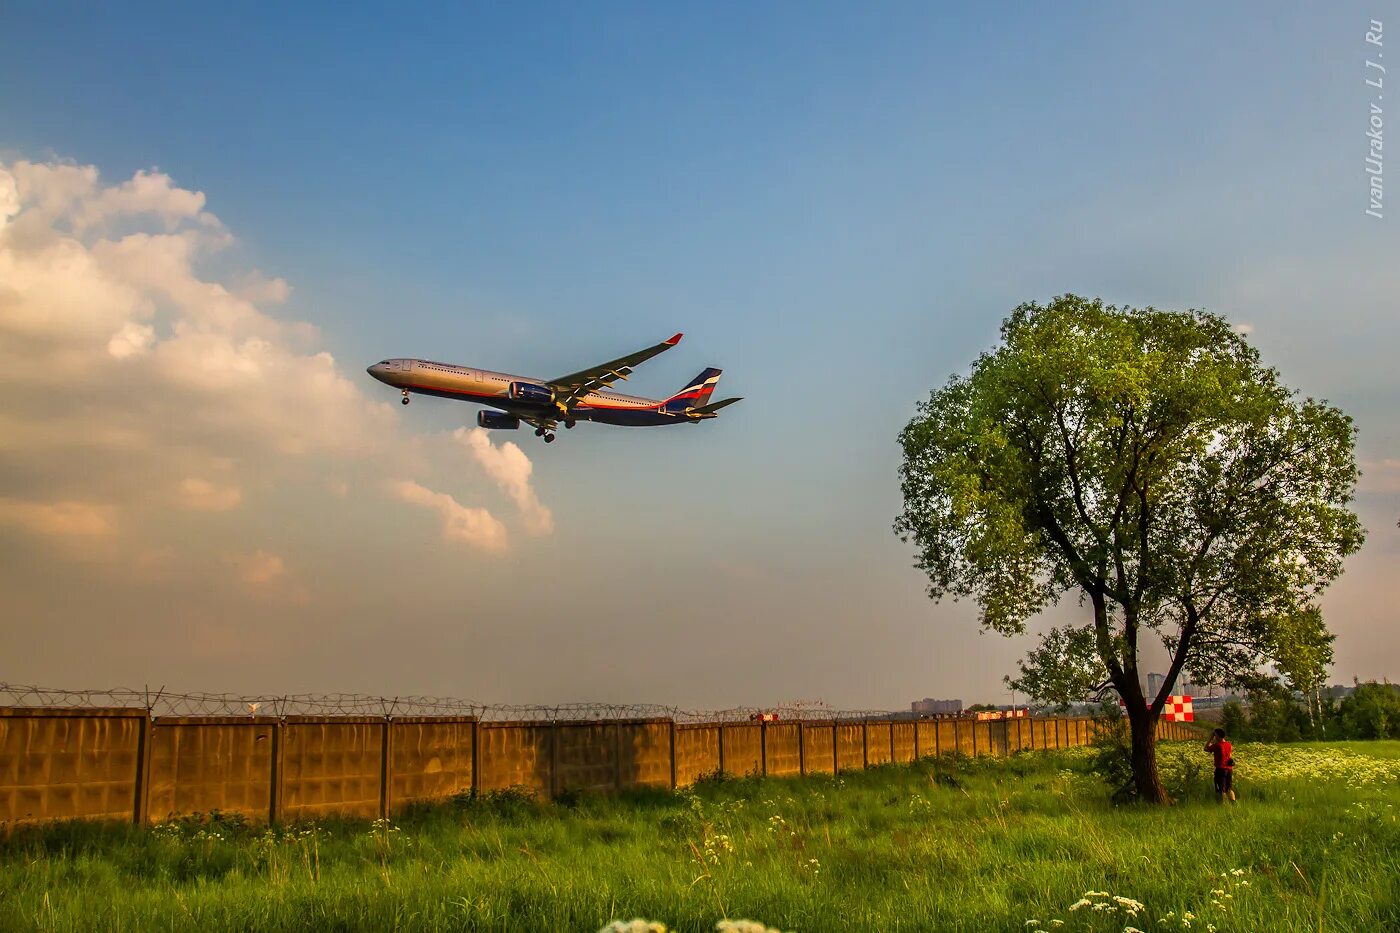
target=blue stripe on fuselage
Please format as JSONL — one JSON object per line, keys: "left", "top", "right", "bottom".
{"left": 403, "top": 383, "right": 685, "bottom": 427}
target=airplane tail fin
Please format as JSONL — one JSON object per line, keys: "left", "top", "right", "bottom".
{"left": 663, "top": 368, "right": 723, "bottom": 412}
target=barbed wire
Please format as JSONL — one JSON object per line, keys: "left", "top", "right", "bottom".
{"left": 0, "top": 683, "right": 903, "bottom": 723}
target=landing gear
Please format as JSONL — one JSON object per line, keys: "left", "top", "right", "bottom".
{"left": 564, "top": 419, "right": 576, "bottom": 429}
{"left": 543, "top": 433, "right": 556, "bottom": 443}
{"left": 534, "top": 427, "right": 545, "bottom": 437}
{"left": 401, "top": 390, "right": 411, "bottom": 405}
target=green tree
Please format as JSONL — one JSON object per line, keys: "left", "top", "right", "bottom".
{"left": 1338, "top": 682, "right": 1400, "bottom": 739}
{"left": 1269, "top": 607, "right": 1334, "bottom": 734}
{"left": 896, "top": 296, "right": 1364, "bottom": 803}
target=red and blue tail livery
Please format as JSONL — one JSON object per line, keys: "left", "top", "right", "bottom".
{"left": 663, "top": 368, "right": 723, "bottom": 413}
{"left": 366, "top": 334, "right": 741, "bottom": 443}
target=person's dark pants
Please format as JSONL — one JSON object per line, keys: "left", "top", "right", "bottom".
{"left": 1214, "top": 767, "right": 1234, "bottom": 796}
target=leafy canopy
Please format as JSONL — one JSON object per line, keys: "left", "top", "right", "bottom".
{"left": 896, "top": 296, "right": 1363, "bottom": 710}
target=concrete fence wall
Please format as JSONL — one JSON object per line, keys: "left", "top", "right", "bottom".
{"left": 0, "top": 708, "right": 1198, "bottom": 827}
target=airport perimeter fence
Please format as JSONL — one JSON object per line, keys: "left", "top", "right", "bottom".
{"left": 0, "top": 683, "right": 1200, "bottom": 828}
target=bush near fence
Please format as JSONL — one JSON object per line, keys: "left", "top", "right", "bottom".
{"left": 0, "top": 708, "right": 1197, "bottom": 826}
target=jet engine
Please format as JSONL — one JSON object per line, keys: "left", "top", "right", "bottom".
{"left": 477, "top": 411, "right": 521, "bottom": 430}
{"left": 507, "top": 381, "right": 556, "bottom": 404}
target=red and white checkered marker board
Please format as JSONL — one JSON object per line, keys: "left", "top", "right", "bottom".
{"left": 1162, "top": 695, "right": 1194, "bottom": 722}
{"left": 1116, "top": 695, "right": 1195, "bottom": 721}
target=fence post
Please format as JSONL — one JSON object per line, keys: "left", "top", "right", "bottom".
{"left": 971, "top": 719, "right": 979, "bottom": 757}
{"left": 133, "top": 714, "right": 153, "bottom": 825}
{"left": 798, "top": 721, "right": 806, "bottom": 776}
{"left": 470, "top": 719, "right": 480, "bottom": 798}
{"left": 760, "top": 721, "right": 768, "bottom": 777}
{"left": 890, "top": 721, "right": 896, "bottom": 763}
{"left": 669, "top": 720, "right": 677, "bottom": 790}
{"left": 832, "top": 722, "right": 839, "bottom": 773}
{"left": 379, "top": 718, "right": 391, "bottom": 819}
{"left": 718, "top": 724, "right": 727, "bottom": 776}
{"left": 550, "top": 721, "right": 561, "bottom": 798}
{"left": 861, "top": 720, "right": 869, "bottom": 770}
{"left": 613, "top": 722, "right": 624, "bottom": 792}
{"left": 912, "top": 720, "right": 920, "bottom": 760}
{"left": 269, "top": 718, "right": 285, "bottom": 824}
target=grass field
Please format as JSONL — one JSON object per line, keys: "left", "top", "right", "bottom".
{"left": 2, "top": 740, "right": 1397, "bottom": 932}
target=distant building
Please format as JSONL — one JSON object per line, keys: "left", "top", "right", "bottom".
{"left": 911, "top": 698, "right": 962, "bottom": 716}
{"left": 1146, "top": 672, "right": 1166, "bottom": 697}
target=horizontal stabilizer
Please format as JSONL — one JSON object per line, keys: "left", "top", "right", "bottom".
{"left": 690, "top": 396, "right": 742, "bottom": 415}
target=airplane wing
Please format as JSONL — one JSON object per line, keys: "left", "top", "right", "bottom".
{"left": 548, "top": 333, "right": 683, "bottom": 406}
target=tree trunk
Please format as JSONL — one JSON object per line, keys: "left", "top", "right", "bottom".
{"left": 1127, "top": 707, "right": 1169, "bottom": 803}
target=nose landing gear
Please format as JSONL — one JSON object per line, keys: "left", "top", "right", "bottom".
{"left": 401, "top": 389, "right": 411, "bottom": 405}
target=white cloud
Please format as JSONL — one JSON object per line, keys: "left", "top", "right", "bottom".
{"left": 1234, "top": 322, "right": 1254, "bottom": 335}
{"left": 77, "top": 168, "right": 215, "bottom": 232}
{"left": 107, "top": 321, "right": 155, "bottom": 359}
{"left": 0, "top": 155, "right": 547, "bottom": 606}
{"left": 176, "top": 478, "right": 243, "bottom": 512}
{"left": 0, "top": 499, "right": 116, "bottom": 536}
{"left": 229, "top": 550, "right": 285, "bottom": 585}
{"left": 389, "top": 479, "right": 509, "bottom": 552}
{"left": 455, "top": 427, "right": 554, "bottom": 535}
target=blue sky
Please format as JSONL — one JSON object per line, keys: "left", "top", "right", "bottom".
{"left": 1, "top": 3, "right": 1395, "bottom": 708}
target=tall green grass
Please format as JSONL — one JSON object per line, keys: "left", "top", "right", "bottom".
{"left": 2, "top": 741, "right": 1396, "bottom": 932}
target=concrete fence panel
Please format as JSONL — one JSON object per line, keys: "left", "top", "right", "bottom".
{"left": 555, "top": 722, "right": 618, "bottom": 794}
{"left": 836, "top": 722, "right": 865, "bottom": 772}
{"left": 1035, "top": 719, "right": 1051, "bottom": 750}
{"left": 865, "top": 721, "right": 893, "bottom": 766}
{"left": 914, "top": 720, "right": 938, "bottom": 758}
{"left": 388, "top": 717, "right": 475, "bottom": 811}
{"left": 988, "top": 721, "right": 1010, "bottom": 757}
{"left": 0, "top": 708, "right": 144, "bottom": 825}
{"left": 891, "top": 722, "right": 916, "bottom": 763}
{"left": 1012, "top": 719, "right": 1030, "bottom": 752}
{"left": 762, "top": 723, "right": 802, "bottom": 777}
{"left": 971, "top": 722, "right": 992, "bottom": 756}
{"left": 720, "top": 724, "right": 762, "bottom": 777}
{"left": 618, "top": 719, "right": 673, "bottom": 790}
{"left": 279, "top": 717, "right": 384, "bottom": 821}
{"left": 800, "top": 721, "right": 835, "bottom": 774}
{"left": 674, "top": 724, "right": 720, "bottom": 786}
{"left": 935, "top": 720, "right": 957, "bottom": 756}
{"left": 476, "top": 722, "right": 552, "bottom": 796}
{"left": 148, "top": 717, "right": 276, "bottom": 823}
{"left": 954, "top": 720, "right": 974, "bottom": 756}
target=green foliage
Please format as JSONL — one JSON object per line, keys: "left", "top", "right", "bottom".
{"left": 3, "top": 742, "right": 1398, "bottom": 931}
{"left": 897, "top": 295, "right": 1364, "bottom": 797}
{"left": 1222, "top": 700, "right": 1249, "bottom": 739}
{"left": 1338, "top": 682, "right": 1400, "bottom": 739}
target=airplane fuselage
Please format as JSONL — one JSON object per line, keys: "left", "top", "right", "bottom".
{"left": 366, "top": 358, "right": 687, "bottom": 427}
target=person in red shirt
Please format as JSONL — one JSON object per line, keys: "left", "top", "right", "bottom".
{"left": 1205, "top": 728, "right": 1236, "bottom": 803}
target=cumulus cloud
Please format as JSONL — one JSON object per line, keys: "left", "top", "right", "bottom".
{"left": 0, "top": 498, "right": 116, "bottom": 536}
{"left": 455, "top": 427, "right": 553, "bottom": 535}
{"left": 0, "top": 155, "right": 549, "bottom": 606}
{"left": 389, "top": 479, "right": 509, "bottom": 552}
{"left": 229, "top": 550, "right": 286, "bottom": 585}
{"left": 1234, "top": 322, "right": 1255, "bottom": 335}
{"left": 176, "top": 478, "right": 243, "bottom": 512}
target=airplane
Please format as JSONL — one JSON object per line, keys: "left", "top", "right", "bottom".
{"left": 365, "top": 333, "right": 741, "bottom": 443}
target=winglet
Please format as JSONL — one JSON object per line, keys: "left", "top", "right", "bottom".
{"left": 665, "top": 333, "right": 683, "bottom": 346}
